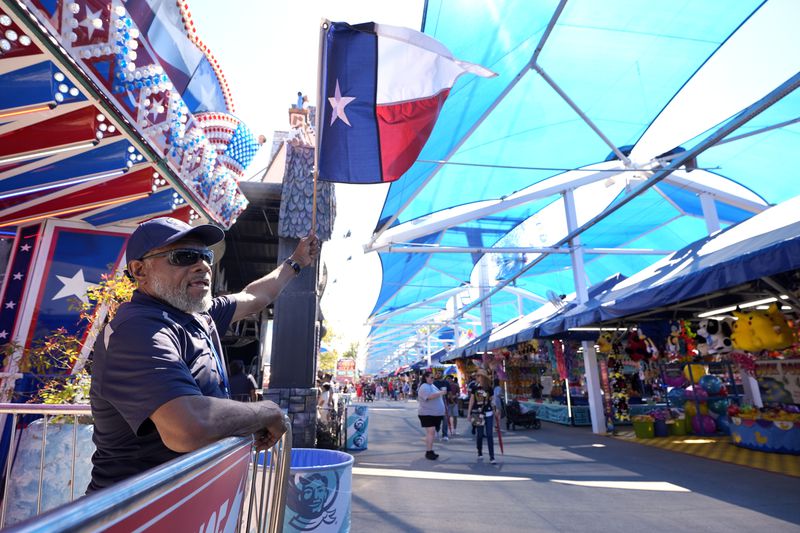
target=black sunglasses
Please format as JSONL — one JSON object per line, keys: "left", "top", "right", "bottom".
{"left": 140, "top": 248, "right": 214, "bottom": 267}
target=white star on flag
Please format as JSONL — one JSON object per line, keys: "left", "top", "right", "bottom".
{"left": 328, "top": 79, "right": 355, "bottom": 126}
{"left": 80, "top": 8, "right": 102, "bottom": 39}
{"left": 12, "top": 272, "right": 22, "bottom": 281}
{"left": 4, "top": 301, "right": 15, "bottom": 310}
{"left": 53, "top": 269, "right": 98, "bottom": 304}
{"left": 20, "top": 244, "right": 31, "bottom": 252}
{"left": 0, "top": 330, "right": 7, "bottom": 339}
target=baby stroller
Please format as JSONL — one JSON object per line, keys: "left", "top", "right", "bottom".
{"left": 363, "top": 386, "right": 374, "bottom": 402}
{"left": 506, "top": 400, "right": 541, "bottom": 430}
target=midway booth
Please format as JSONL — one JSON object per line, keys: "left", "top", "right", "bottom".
{"left": 442, "top": 195, "right": 800, "bottom": 451}
{"left": 531, "top": 193, "right": 800, "bottom": 452}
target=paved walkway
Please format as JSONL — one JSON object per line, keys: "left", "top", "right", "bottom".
{"left": 348, "top": 399, "right": 800, "bottom": 533}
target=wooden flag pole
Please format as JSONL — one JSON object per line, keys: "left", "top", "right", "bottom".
{"left": 311, "top": 19, "right": 329, "bottom": 234}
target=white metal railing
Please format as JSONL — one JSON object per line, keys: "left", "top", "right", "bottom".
{"left": 0, "top": 403, "right": 291, "bottom": 532}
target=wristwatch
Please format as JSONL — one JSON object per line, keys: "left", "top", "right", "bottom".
{"left": 284, "top": 258, "right": 302, "bottom": 275}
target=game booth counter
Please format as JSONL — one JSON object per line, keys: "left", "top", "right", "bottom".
{"left": 526, "top": 195, "right": 800, "bottom": 454}
{"left": 441, "top": 282, "right": 672, "bottom": 428}
{"left": 442, "top": 196, "right": 800, "bottom": 456}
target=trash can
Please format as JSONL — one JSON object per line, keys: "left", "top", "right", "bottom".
{"left": 668, "top": 416, "right": 688, "bottom": 436}
{"left": 283, "top": 448, "right": 354, "bottom": 533}
{"left": 632, "top": 420, "right": 655, "bottom": 439}
{"left": 345, "top": 405, "right": 369, "bottom": 450}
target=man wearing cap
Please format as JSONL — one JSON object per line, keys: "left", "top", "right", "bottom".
{"left": 87, "top": 217, "right": 319, "bottom": 492}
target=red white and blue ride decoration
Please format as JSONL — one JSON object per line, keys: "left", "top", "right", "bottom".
{"left": 0, "top": 2, "right": 266, "bottom": 521}
{"left": 0, "top": 0, "right": 261, "bottom": 230}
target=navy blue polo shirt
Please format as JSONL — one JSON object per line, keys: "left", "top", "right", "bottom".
{"left": 87, "top": 291, "right": 236, "bottom": 492}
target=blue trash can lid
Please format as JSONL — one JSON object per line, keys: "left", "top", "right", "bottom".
{"left": 290, "top": 448, "right": 354, "bottom": 470}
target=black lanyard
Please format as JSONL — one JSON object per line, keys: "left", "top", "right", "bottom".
{"left": 194, "top": 316, "right": 230, "bottom": 399}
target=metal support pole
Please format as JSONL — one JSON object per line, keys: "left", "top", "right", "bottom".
{"left": 564, "top": 189, "right": 605, "bottom": 433}
{"left": 582, "top": 341, "right": 606, "bottom": 434}
{"left": 563, "top": 189, "right": 588, "bottom": 302}
{"left": 699, "top": 193, "right": 721, "bottom": 234}
{"left": 565, "top": 378, "right": 574, "bottom": 425}
{"left": 427, "top": 332, "right": 432, "bottom": 367}
{"left": 478, "top": 259, "right": 493, "bottom": 334}
{"left": 452, "top": 296, "right": 461, "bottom": 350}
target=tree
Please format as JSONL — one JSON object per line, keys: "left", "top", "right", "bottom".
{"left": 318, "top": 322, "right": 339, "bottom": 374}
{"left": 318, "top": 349, "right": 337, "bottom": 374}
{"left": 342, "top": 342, "right": 359, "bottom": 360}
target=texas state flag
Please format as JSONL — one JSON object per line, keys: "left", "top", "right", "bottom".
{"left": 318, "top": 22, "right": 496, "bottom": 184}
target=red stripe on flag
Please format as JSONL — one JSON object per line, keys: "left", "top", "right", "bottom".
{"left": 376, "top": 89, "right": 449, "bottom": 182}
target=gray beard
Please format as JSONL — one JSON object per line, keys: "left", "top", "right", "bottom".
{"left": 151, "top": 275, "right": 212, "bottom": 314}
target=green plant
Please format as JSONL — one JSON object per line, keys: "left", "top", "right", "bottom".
{"left": 1, "top": 271, "right": 135, "bottom": 406}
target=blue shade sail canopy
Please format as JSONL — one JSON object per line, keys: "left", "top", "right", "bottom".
{"left": 362, "top": 0, "right": 800, "bottom": 373}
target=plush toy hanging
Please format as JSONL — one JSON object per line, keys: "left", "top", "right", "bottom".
{"left": 697, "top": 318, "right": 733, "bottom": 355}
{"left": 679, "top": 320, "right": 697, "bottom": 356}
{"left": 732, "top": 303, "right": 797, "bottom": 352}
{"left": 624, "top": 329, "right": 649, "bottom": 361}
{"left": 695, "top": 334, "right": 710, "bottom": 358}
{"left": 666, "top": 321, "right": 681, "bottom": 359}
{"left": 596, "top": 332, "right": 614, "bottom": 353}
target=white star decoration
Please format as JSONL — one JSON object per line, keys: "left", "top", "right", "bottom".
{"left": 148, "top": 103, "right": 161, "bottom": 120}
{"left": 80, "top": 8, "right": 102, "bottom": 40}
{"left": 4, "top": 301, "right": 15, "bottom": 310}
{"left": 52, "top": 269, "right": 98, "bottom": 304}
{"left": 20, "top": 244, "right": 31, "bottom": 252}
{"left": 0, "top": 331, "right": 7, "bottom": 340}
{"left": 12, "top": 272, "right": 22, "bottom": 281}
{"left": 328, "top": 79, "right": 355, "bottom": 127}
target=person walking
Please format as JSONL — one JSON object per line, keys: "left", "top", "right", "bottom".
{"left": 446, "top": 375, "right": 460, "bottom": 436}
{"left": 417, "top": 371, "right": 446, "bottom": 460}
{"left": 318, "top": 382, "right": 333, "bottom": 424}
{"left": 467, "top": 370, "right": 496, "bottom": 464}
{"left": 467, "top": 372, "right": 479, "bottom": 435}
{"left": 493, "top": 377, "right": 506, "bottom": 423}
{"left": 433, "top": 373, "right": 450, "bottom": 441}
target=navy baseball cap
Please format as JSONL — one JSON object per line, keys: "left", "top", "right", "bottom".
{"left": 126, "top": 217, "right": 225, "bottom": 263}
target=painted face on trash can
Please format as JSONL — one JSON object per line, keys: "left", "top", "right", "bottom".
{"left": 300, "top": 474, "right": 329, "bottom": 513}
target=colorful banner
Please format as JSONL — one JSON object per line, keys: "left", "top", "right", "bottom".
{"left": 599, "top": 358, "right": 614, "bottom": 430}
{"left": 554, "top": 339, "right": 567, "bottom": 380}
{"left": 335, "top": 358, "right": 356, "bottom": 383}
{"left": 105, "top": 443, "right": 251, "bottom": 532}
